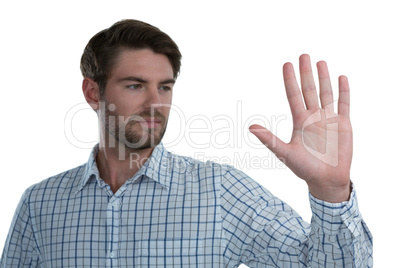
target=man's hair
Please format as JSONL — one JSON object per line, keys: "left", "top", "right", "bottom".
{"left": 80, "top": 19, "right": 182, "bottom": 95}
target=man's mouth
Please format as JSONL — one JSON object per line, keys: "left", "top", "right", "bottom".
{"left": 139, "top": 117, "right": 162, "bottom": 128}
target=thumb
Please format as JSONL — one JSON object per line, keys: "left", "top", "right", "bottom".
{"left": 249, "top": 124, "right": 287, "bottom": 159}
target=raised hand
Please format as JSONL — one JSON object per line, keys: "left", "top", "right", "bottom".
{"left": 249, "top": 54, "right": 352, "bottom": 203}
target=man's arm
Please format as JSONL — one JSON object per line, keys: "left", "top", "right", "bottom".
{"left": 0, "top": 188, "right": 39, "bottom": 267}
{"left": 221, "top": 168, "right": 373, "bottom": 267}
{"left": 235, "top": 54, "right": 373, "bottom": 266}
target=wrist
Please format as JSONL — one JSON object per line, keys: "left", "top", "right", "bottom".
{"left": 308, "top": 180, "right": 351, "bottom": 203}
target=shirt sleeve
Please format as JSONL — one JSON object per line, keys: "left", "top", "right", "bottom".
{"left": 0, "top": 188, "right": 40, "bottom": 267}
{"left": 308, "top": 187, "right": 373, "bottom": 267}
{"left": 220, "top": 167, "right": 373, "bottom": 267}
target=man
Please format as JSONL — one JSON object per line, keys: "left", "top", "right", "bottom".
{"left": 1, "top": 19, "right": 372, "bottom": 267}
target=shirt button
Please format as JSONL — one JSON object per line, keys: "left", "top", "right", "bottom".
{"left": 108, "top": 252, "right": 115, "bottom": 258}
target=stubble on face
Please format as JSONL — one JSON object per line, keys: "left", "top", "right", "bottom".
{"left": 102, "top": 99, "right": 168, "bottom": 151}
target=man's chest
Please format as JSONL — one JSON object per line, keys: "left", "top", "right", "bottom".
{"left": 32, "top": 178, "right": 226, "bottom": 267}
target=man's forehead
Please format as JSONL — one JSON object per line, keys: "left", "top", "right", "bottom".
{"left": 109, "top": 49, "right": 174, "bottom": 80}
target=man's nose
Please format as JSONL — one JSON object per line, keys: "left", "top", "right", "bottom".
{"left": 144, "top": 87, "right": 162, "bottom": 110}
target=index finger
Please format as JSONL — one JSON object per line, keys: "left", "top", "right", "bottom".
{"left": 283, "top": 62, "right": 305, "bottom": 117}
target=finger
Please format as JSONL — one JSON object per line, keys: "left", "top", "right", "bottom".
{"left": 317, "top": 61, "right": 334, "bottom": 111}
{"left": 249, "top": 124, "right": 287, "bottom": 160}
{"left": 299, "top": 54, "right": 319, "bottom": 110}
{"left": 283, "top": 62, "right": 305, "bottom": 117}
{"left": 338, "top": 75, "right": 350, "bottom": 117}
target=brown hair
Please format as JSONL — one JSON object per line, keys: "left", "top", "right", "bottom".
{"left": 80, "top": 19, "right": 182, "bottom": 95}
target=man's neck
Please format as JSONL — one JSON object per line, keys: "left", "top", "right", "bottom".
{"left": 96, "top": 140, "right": 154, "bottom": 193}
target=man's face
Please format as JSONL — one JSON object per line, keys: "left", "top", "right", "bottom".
{"left": 99, "top": 48, "right": 174, "bottom": 150}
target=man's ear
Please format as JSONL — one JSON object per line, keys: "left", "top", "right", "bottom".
{"left": 82, "top": 77, "right": 101, "bottom": 111}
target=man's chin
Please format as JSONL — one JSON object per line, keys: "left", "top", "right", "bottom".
{"left": 123, "top": 135, "right": 163, "bottom": 150}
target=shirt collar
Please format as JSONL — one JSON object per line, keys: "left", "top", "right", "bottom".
{"left": 76, "top": 142, "right": 171, "bottom": 193}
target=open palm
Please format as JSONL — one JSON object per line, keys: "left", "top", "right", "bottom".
{"left": 250, "top": 54, "right": 352, "bottom": 202}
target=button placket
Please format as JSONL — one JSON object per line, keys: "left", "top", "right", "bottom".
{"left": 106, "top": 196, "right": 122, "bottom": 267}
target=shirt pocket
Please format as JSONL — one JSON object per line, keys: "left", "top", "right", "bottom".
{"left": 136, "top": 238, "right": 204, "bottom": 267}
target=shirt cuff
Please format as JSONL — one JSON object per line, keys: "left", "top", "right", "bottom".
{"left": 309, "top": 182, "right": 362, "bottom": 237}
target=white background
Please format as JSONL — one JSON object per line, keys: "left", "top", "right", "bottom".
{"left": 1, "top": 0, "right": 400, "bottom": 266}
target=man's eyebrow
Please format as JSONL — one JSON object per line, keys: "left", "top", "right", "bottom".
{"left": 117, "top": 76, "right": 147, "bottom": 83}
{"left": 160, "top": 78, "right": 176, "bottom": 84}
{"left": 117, "top": 76, "right": 175, "bottom": 84}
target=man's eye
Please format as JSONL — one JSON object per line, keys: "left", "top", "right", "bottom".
{"left": 159, "top": 86, "right": 171, "bottom": 91}
{"left": 127, "top": 84, "right": 142, "bottom": 90}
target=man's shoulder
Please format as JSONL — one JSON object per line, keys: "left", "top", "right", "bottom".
{"left": 22, "top": 163, "right": 87, "bottom": 201}
{"left": 163, "top": 149, "right": 263, "bottom": 190}
{"left": 167, "top": 151, "right": 278, "bottom": 208}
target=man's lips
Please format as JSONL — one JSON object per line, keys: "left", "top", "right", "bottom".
{"left": 137, "top": 117, "right": 162, "bottom": 128}
{"left": 142, "top": 118, "right": 161, "bottom": 123}
{"left": 145, "top": 118, "right": 161, "bottom": 122}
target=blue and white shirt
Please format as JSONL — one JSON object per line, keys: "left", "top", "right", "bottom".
{"left": 1, "top": 143, "right": 373, "bottom": 267}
